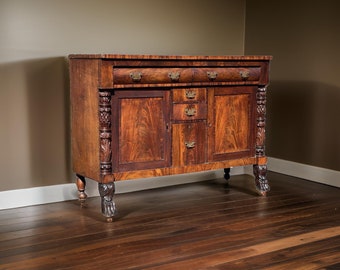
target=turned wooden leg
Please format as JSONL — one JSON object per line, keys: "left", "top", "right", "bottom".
{"left": 76, "top": 174, "right": 87, "bottom": 207}
{"left": 253, "top": 164, "right": 270, "bottom": 196}
{"left": 98, "top": 182, "right": 117, "bottom": 222}
{"left": 224, "top": 168, "right": 231, "bottom": 180}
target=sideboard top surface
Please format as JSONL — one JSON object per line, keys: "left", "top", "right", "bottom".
{"left": 68, "top": 54, "right": 272, "bottom": 61}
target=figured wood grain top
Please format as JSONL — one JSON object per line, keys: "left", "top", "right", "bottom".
{"left": 68, "top": 54, "right": 272, "bottom": 61}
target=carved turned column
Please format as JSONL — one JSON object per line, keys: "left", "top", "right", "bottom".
{"left": 99, "top": 91, "right": 116, "bottom": 220}
{"left": 254, "top": 86, "right": 270, "bottom": 194}
{"left": 99, "top": 91, "right": 112, "bottom": 174}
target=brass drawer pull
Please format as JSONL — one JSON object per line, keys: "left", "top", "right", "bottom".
{"left": 207, "top": 71, "right": 218, "bottom": 81}
{"left": 184, "top": 107, "right": 196, "bottom": 116}
{"left": 240, "top": 70, "right": 250, "bottom": 80}
{"left": 168, "top": 71, "right": 180, "bottom": 82}
{"left": 185, "top": 90, "right": 196, "bottom": 99}
{"left": 185, "top": 141, "right": 196, "bottom": 149}
{"left": 130, "top": 72, "right": 142, "bottom": 82}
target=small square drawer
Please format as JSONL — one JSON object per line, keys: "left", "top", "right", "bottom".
{"left": 172, "top": 103, "right": 207, "bottom": 121}
{"left": 172, "top": 88, "right": 206, "bottom": 103}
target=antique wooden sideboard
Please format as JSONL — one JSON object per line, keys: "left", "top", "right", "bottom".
{"left": 69, "top": 54, "right": 272, "bottom": 221}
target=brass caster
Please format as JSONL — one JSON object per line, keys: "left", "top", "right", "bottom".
{"left": 106, "top": 217, "right": 113, "bottom": 223}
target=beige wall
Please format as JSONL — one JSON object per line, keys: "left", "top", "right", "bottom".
{"left": 0, "top": 0, "right": 246, "bottom": 191}
{"left": 245, "top": 0, "right": 340, "bottom": 171}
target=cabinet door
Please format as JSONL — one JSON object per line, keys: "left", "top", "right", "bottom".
{"left": 112, "top": 90, "right": 170, "bottom": 172}
{"left": 208, "top": 87, "right": 256, "bottom": 161}
{"left": 172, "top": 121, "right": 207, "bottom": 167}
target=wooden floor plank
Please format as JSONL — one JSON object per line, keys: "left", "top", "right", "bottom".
{"left": 0, "top": 172, "right": 339, "bottom": 270}
{"left": 212, "top": 236, "right": 340, "bottom": 270}
{"left": 137, "top": 227, "right": 340, "bottom": 270}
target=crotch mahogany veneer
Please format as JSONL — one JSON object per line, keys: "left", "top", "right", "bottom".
{"left": 69, "top": 54, "right": 272, "bottom": 222}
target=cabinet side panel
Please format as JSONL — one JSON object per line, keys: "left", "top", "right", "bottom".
{"left": 70, "top": 59, "right": 100, "bottom": 180}
{"left": 259, "top": 61, "right": 270, "bottom": 85}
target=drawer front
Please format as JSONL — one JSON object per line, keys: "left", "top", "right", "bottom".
{"left": 193, "top": 67, "right": 261, "bottom": 82}
{"left": 172, "top": 88, "right": 206, "bottom": 103}
{"left": 113, "top": 68, "right": 193, "bottom": 84}
{"left": 113, "top": 67, "right": 261, "bottom": 85}
{"left": 172, "top": 103, "right": 207, "bottom": 121}
{"left": 172, "top": 122, "right": 207, "bottom": 167}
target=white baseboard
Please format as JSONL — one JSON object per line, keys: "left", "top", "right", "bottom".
{"left": 267, "top": 157, "right": 340, "bottom": 188}
{"left": 0, "top": 183, "right": 80, "bottom": 211}
{"left": 0, "top": 167, "right": 244, "bottom": 210}
{"left": 1, "top": 159, "right": 338, "bottom": 211}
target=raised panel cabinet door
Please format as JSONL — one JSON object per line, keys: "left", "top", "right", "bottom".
{"left": 208, "top": 87, "right": 256, "bottom": 161}
{"left": 172, "top": 121, "right": 207, "bottom": 167}
{"left": 112, "top": 90, "right": 170, "bottom": 172}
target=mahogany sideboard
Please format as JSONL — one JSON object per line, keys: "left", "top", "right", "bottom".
{"left": 69, "top": 54, "right": 272, "bottom": 221}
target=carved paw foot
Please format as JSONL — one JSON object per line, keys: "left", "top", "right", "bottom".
{"left": 101, "top": 197, "right": 117, "bottom": 218}
{"left": 253, "top": 164, "right": 270, "bottom": 196}
{"left": 98, "top": 182, "right": 117, "bottom": 220}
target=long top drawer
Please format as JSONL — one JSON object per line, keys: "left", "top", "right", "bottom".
{"left": 69, "top": 54, "right": 272, "bottom": 88}
{"left": 113, "top": 67, "right": 261, "bottom": 85}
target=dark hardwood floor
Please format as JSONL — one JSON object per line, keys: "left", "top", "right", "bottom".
{"left": 0, "top": 171, "right": 340, "bottom": 270}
